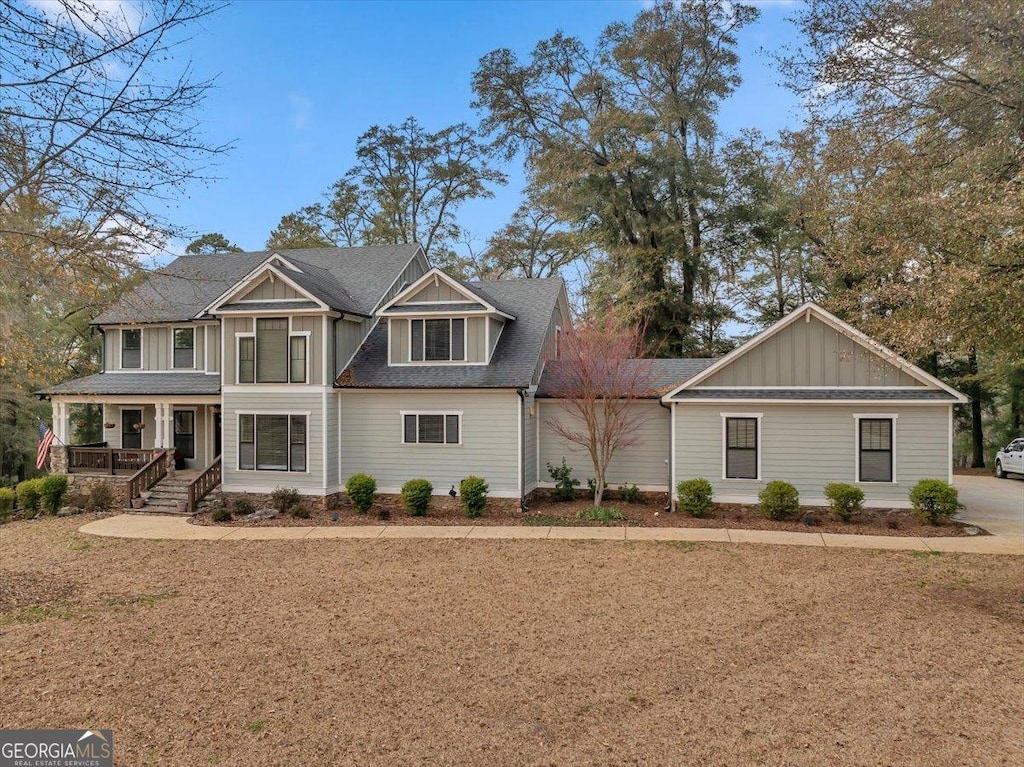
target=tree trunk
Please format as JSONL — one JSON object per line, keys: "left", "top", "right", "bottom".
{"left": 967, "top": 349, "right": 985, "bottom": 468}
{"left": 594, "top": 469, "right": 605, "bottom": 506}
{"left": 1011, "top": 367, "right": 1023, "bottom": 432}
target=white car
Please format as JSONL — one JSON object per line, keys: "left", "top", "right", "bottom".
{"left": 995, "top": 438, "right": 1024, "bottom": 478}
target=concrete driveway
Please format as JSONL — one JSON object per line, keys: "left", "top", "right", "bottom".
{"left": 955, "top": 474, "right": 1024, "bottom": 543}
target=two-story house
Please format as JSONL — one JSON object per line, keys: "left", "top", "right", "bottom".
{"left": 42, "top": 245, "right": 965, "bottom": 512}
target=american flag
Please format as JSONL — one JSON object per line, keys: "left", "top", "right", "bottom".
{"left": 36, "top": 422, "right": 55, "bottom": 470}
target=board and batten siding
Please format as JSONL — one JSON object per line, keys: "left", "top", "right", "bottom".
{"left": 103, "top": 404, "right": 156, "bottom": 449}
{"left": 378, "top": 253, "right": 428, "bottom": 308}
{"left": 538, "top": 400, "right": 670, "bottom": 490}
{"left": 221, "top": 391, "right": 326, "bottom": 494}
{"left": 698, "top": 314, "right": 924, "bottom": 388}
{"left": 335, "top": 317, "right": 375, "bottom": 376}
{"left": 399, "top": 278, "right": 466, "bottom": 304}
{"left": 239, "top": 276, "right": 305, "bottom": 301}
{"left": 338, "top": 390, "right": 520, "bottom": 496}
{"left": 221, "top": 315, "right": 324, "bottom": 385}
{"left": 221, "top": 316, "right": 252, "bottom": 384}
{"left": 673, "top": 403, "right": 949, "bottom": 508}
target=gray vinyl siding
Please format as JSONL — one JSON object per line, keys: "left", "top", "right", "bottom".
{"left": 389, "top": 319, "right": 409, "bottom": 364}
{"left": 191, "top": 327, "right": 205, "bottom": 370}
{"left": 488, "top": 317, "right": 503, "bottom": 360}
{"left": 335, "top": 317, "right": 374, "bottom": 376}
{"left": 221, "top": 390, "right": 326, "bottom": 494}
{"left": 523, "top": 395, "right": 537, "bottom": 492}
{"left": 143, "top": 326, "right": 170, "bottom": 369}
{"left": 325, "top": 392, "right": 340, "bottom": 489}
{"left": 532, "top": 294, "right": 571, "bottom": 384}
{"left": 103, "top": 328, "right": 118, "bottom": 370}
{"left": 205, "top": 324, "right": 221, "bottom": 373}
{"left": 338, "top": 390, "right": 520, "bottom": 496}
{"left": 378, "top": 253, "right": 429, "bottom": 308}
{"left": 699, "top": 315, "right": 924, "bottom": 388}
{"left": 538, "top": 400, "right": 670, "bottom": 490}
{"left": 239, "top": 277, "right": 305, "bottom": 301}
{"left": 105, "top": 404, "right": 156, "bottom": 449}
{"left": 673, "top": 403, "right": 950, "bottom": 508}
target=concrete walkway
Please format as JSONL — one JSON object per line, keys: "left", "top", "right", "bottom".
{"left": 78, "top": 514, "right": 1024, "bottom": 555}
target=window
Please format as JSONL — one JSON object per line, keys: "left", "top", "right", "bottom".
{"left": 238, "top": 319, "right": 308, "bottom": 383}
{"left": 410, "top": 318, "right": 465, "bottom": 362}
{"left": 173, "top": 410, "right": 194, "bottom": 459}
{"left": 859, "top": 418, "right": 893, "bottom": 482}
{"left": 173, "top": 328, "right": 194, "bottom": 368}
{"left": 289, "top": 336, "right": 307, "bottom": 383}
{"left": 238, "top": 414, "right": 307, "bottom": 471}
{"left": 238, "top": 336, "right": 255, "bottom": 383}
{"left": 725, "top": 417, "right": 759, "bottom": 479}
{"left": 402, "top": 413, "right": 460, "bottom": 444}
{"left": 121, "top": 329, "right": 141, "bottom": 368}
{"left": 122, "top": 408, "right": 142, "bottom": 449}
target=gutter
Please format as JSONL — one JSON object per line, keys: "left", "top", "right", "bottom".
{"left": 658, "top": 399, "right": 673, "bottom": 512}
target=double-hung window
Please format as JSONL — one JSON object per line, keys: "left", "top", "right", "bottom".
{"left": 237, "top": 318, "right": 307, "bottom": 383}
{"left": 238, "top": 414, "right": 307, "bottom": 471}
{"left": 724, "top": 416, "right": 759, "bottom": 479}
{"left": 173, "top": 328, "right": 195, "bottom": 368}
{"left": 121, "top": 329, "right": 141, "bottom": 368}
{"left": 858, "top": 417, "right": 894, "bottom": 482}
{"left": 410, "top": 318, "right": 465, "bottom": 362}
{"left": 402, "top": 413, "right": 460, "bottom": 445}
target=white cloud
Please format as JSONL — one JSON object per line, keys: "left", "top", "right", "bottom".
{"left": 26, "top": 0, "right": 144, "bottom": 37}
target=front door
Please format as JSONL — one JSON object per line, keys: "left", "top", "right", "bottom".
{"left": 173, "top": 410, "right": 195, "bottom": 462}
{"left": 122, "top": 409, "right": 143, "bottom": 449}
{"left": 213, "top": 410, "right": 222, "bottom": 458}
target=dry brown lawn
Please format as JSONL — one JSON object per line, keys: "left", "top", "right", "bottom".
{"left": 1, "top": 515, "right": 1023, "bottom": 766}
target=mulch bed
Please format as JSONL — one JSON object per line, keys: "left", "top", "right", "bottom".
{"left": 192, "top": 496, "right": 976, "bottom": 537}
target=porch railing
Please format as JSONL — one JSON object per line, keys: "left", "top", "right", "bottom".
{"left": 186, "top": 457, "right": 222, "bottom": 514}
{"left": 67, "top": 447, "right": 161, "bottom": 475}
{"left": 127, "top": 450, "right": 169, "bottom": 503}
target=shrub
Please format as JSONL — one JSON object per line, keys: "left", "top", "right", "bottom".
{"left": 84, "top": 482, "right": 114, "bottom": 513}
{"left": 459, "top": 476, "right": 488, "bottom": 518}
{"left": 546, "top": 458, "right": 580, "bottom": 502}
{"left": 823, "top": 482, "right": 864, "bottom": 522}
{"left": 677, "top": 478, "right": 714, "bottom": 518}
{"left": 618, "top": 483, "right": 644, "bottom": 504}
{"left": 270, "top": 487, "right": 301, "bottom": 514}
{"left": 401, "top": 479, "right": 433, "bottom": 516}
{"left": 576, "top": 506, "right": 625, "bottom": 523}
{"left": 291, "top": 502, "right": 311, "bottom": 519}
{"left": 16, "top": 478, "right": 45, "bottom": 514}
{"left": 210, "top": 504, "right": 232, "bottom": 523}
{"left": 39, "top": 474, "right": 69, "bottom": 514}
{"left": 586, "top": 477, "right": 608, "bottom": 496}
{"left": 232, "top": 495, "right": 255, "bottom": 516}
{"left": 345, "top": 473, "right": 377, "bottom": 514}
{"left": 909, "top": 479, "right": 961, "bottom": 525}
{"left": 0, "top": 487, "right": 15, "bottom": 515}
{"left": 758, "top": 481, "right": 800, "bottom": 520}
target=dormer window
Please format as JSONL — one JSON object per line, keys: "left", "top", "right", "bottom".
{"left": 121, "top": 329, "right": 141, "bottom": 368}
{"left": 411, "top": 318, "right": 465, "bottom": 362}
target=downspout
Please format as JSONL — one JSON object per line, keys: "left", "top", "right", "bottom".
{"left": 658, "top": 398, "right": 673, "bottom": 512}
{"left": 517, "top": 388, "right": 529, "bottom": 511}
{"left": 97, "top": 327, "right": 106, "bottom": 372}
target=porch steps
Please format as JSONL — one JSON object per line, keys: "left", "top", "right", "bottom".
{"left": 134, "top": 475, "right": 219, "bottom": 516}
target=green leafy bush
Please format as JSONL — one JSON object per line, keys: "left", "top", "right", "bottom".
{"left": 85, "top": 482, "right": 114, "bottom": 513}
{"left": 39, "top": 475, "right": 69, "bottom": 514}
{"left": 824, "top": 482, "right": 864, "bottom": 522}
{"left": 758, "top": 481, "right": 800, "bottom": 520}
{"left": 909, "top": 479, "right": 961, "bottom": 525}
{"left": 0, "top": 487, "right": 15, "bottom": 515}
{"left": 677, "top": 478, "right": 714, "bottom": 518}
{"left": 459, "top": 476, "right": 488, "bottom": 518}
{"left": 401, "top": 479, "right": 433, "bottom": 516}
{"left": 345, "top": 473, "right": 377, "bottom": 514}
{"left": 210, "top": 503, "right": 232, "bottom": 523}
{"left": 546, "top": 458, "right": 580, "bottom": 502}
{"left": 232, "top": 495, "right": 255, "bottom": 516}
{"left": 16, "top": 478, "right": 45, "bottom": 515}
{"left": 576, "top": 506, "right": 625, "bottom": 523}
{"left": 617, "top": 483, "right": 644, "bottom": 504}
{"left": 270, "top": 487, "right": 301, "bottom": 514}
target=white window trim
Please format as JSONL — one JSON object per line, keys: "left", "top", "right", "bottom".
{"left": 854, "top": 413, "right": 898, "bottom": 484}
{"left": 721, "top": 412, "right": 762, "bottom": 481}
{"left": 400, "top": 410, "right": 463, "bottom": 446}
{"left": 120, "top": 327, "right": 143, "bottom": 370}
{"left": 236, "top": 411, "right": 311, "bottom": 474}
{"left": 119, "top": 406, "right": 146, "bottom": 448}
{"left": 171, "top": 326, "right": 196, "bottom": 370}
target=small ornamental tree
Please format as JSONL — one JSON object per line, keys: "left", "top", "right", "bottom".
{"left": 544, "top": 317, "right": 654, "bottom": 506}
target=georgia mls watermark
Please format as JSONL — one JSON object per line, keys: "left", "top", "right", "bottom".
{"left": 0, "top": 730, "right": 112, "bottom": 767}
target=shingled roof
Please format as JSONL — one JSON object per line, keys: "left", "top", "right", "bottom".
{"left": 537, "top": 358, "right": 718, "bottom": 398}
{"left": 42, "top": 373, "right": 221, "bottom": 396}
{"left": 337, "top": 278, "right": 565, "bottom": 390}
{"left": 92, "top": 245, "right": 422, "bottom": 324}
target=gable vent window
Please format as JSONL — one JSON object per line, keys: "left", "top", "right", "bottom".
{"left": 725, "top": 416, "right": 759, "bottom": 480}
{"left": 403, "top": 413, "right": 460, "bottom": 445}
{"left": 858, "top": 418, "right": 893, "bottom": 483}
{"left": 237, "top": 318, "right": 308, "bottom": 384}
{"left": 173, "top": 328, "right": 194, "bottom": 368}
{"left": 121, "top": 328, "right": 141, "bottom": 369}
{"left": 411, "top": 318, "right": 465, "bottom": 362}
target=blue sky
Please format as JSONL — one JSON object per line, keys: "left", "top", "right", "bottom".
{"left": 164, "top": 0, "right": 804, "bottom": 258}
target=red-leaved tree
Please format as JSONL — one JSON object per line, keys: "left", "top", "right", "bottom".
{"left": 544, "top": 318, "right": 655, "bottom": 506}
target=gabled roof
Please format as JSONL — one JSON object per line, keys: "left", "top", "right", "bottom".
{"left": 92, "top": 245, "right": 423, "bottom": 325}
{"left": 662, "top": 302, "right": 968, "bottom": 403}
{"left": 537, "top": 358, "right": 716, "bottom": 399}
{"left": 379, "top": 267, "right": 516, "bottom": 320}
{"left": 337, "top": 277, "right": 564, "bottom": 390}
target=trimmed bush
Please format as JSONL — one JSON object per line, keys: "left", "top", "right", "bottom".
{"left": 232, "top": 495, "right": 255, "bottom": 516}
{"left": 210, "top": 504, "right": 232, "bottom": 523}
{"left": 576, "top": 506, "right": 625, "bottom": 522}
{"left": 16, "top": 478, "right": 45, "bottom": 515}
{"left": 546, "top": 459, "right": 580, "bottom": 502}
{"left": 909, "top": 479, "right": 961, "bottom": 525}
{"left": 401, "top": 479, "right": 433, "bottom": 516}
{"left": 85, "top": 482, "right": 114, "bottom": 513}
{"left": 39, "top": 474, "right": 69, "bottom": 514}
{"left": 677, "top": 478, "right": 714, "bottom": 518}
{"left": 346, "top": 473, "right": 377, "bottom": 514}
{"left": 758, "top": 481, "right": 800, "bottom": 520}
{"left": 823, "top": 482, "right": 864, "bottom": 522}
{"left": 459, "top": 476, "right": 488, "bottom": 518}
{"left": 617, "top": 483, "right": 644, "bottom": 504}
{"left": 270, "top": 487, "right": 301, "bottom": 514}
{"left": 0, "top": 487, "right": 15, "bottom": 515}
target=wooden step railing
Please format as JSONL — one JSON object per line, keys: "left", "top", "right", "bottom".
{"left": 186, "top": 457, "right": 222, "bottom": 514}
{"left": 127, "top": 450, "right": 168, "bottom": 503}
{"left": 68, "top": 447, "right": 161, "bottom": 475}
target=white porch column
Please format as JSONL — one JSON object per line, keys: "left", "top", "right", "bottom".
{"left": 52, "top": 401, "right": 70, "bottom": 444}
{"left": 163, "top": 404, "right": 175, "bottom": 450}
{"left": 154, "top": 403, "right": 164, "bottom": 448}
